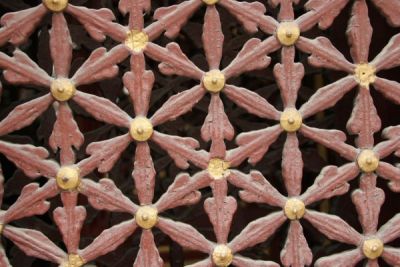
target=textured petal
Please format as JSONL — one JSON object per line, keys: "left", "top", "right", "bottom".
{"left": 233, "top": 255, "right": 279, "bottom": 267}
{"left": 151, "top": 85, "right": 205, "bottom": 126}
{"left": 133, "top": 142, "right": 156, "bottom": 205}
{"left": 123, "top": 53, "right": 154, "bottom": 116}
{"left": 302, "top": 163, "right": 359, "bottom": 205}
{"left": 54, "top": 192, "right": 86, "bottom": 253}
{"left": 80, "top": 178, "right": 137, "bottom": 214}
{"left": 371, "top": 0, "right": 400, "bottom": 27}
{"left": 66, "top": 5, "right": 126, "bottom": 42}
{"left": 224, "top": 84, "right": 280, "bottom": 120}
{"left": 0, "top": 141, "right": 59, "bottom": 179}
{"left": 150, "top": 0, "right": 202, "bottom": 39}
{"left": 228, "top": 170, "right": 286, "bottom": 207}
{"left": 133, "top": 231, "right": 163, "bottom": 267}
{"left": 296, "top": 37, "right": 354, "bottom": 72}
{"left": 347, "top": 0, "right": 372, "bottom": 63}
{"left": 81, "top": 219, "right": 138, "bottom": 262}
{"left": 299, "top": 76, "right": 357, "bottom": 119}
{"left": 72, "top": 45, "right": 129, "bottom": 86}
{"left": 0, "top": 94, "right": 53, "bottom": 136}
{"left": 298, "top": 0, "right": 349, "bottom": 31}
{"left": 3, "top": 226, "right": 66, "bottom": 264}
{"left": 229, "top": 212, "right": 286, "bottom": 253}
{"left": 79, "top": 134, "right": 131, "bottom": 175}
{"left": 274, "top": 47, "right": 304, "bottom": 107}
{"left": 281, "top": 221, "right": 312, "bottom": 267}
{"left": 157, "top": 218, "right": 213, "bottom": 253}
{"left": 314, "top": 249, "right": 363, "bottom": 267}
{"left": 49, "top": 102, "right": 84, "bottom": 165}
{"left": 201, "top": 94, "right": 234, "bottom": 158}
{"left": 282, "top": 134, "right": 303, "bottom": 196}
{"left": 50, "top": 13, "right": 72, "bottom": 78}
{"left": 227, "top": 125, "right": 282, "bottom": 167}
{"left": 205, "top": 180, "right": 237, "bottom": 243}
{"left": 203, "top": 5, "right": 223, "bottom": 70}
{"left": 155, "top": 171, "right": 211, "bottom": 212}
{"left": 347, "top": 88, "right": 381, "bottom": 148}
{"left": 0, "top": 5, "right": 47, "bottom": 46}
{"left": 218, "top": 0, "right": 278, "bottom": 34}
{"left": 352, "top": 173, "right": 384, "bottom": 234}
{"left": 222, "top": 37, "right": 278, "bottom": 78}
{"left": 145, "top": 42, "right": 204, "bottom": 80}
{"left": 73, "top": 91, "right": 131, "bottom": 128}
{"left": 151, "top": 131, "right": 208, "bottom": 169}
{"left": 304, "top": 210, "right": 362, "bottom": 245}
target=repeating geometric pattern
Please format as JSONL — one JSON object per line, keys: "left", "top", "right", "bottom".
{"left": 0, "top": 0, "right": 399, "bottom": 266}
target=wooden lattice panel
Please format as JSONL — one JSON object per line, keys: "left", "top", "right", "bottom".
{"left": 0, "top": 0, "right": 399, "bottom": 266}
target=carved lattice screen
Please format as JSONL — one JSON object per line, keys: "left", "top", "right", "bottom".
{"left": 0, "top": 0, "right": 399, "bottom": 266}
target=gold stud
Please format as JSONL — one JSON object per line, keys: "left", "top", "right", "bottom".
{"left": 276, "top": 21, "right": 300, "bottom": 46}
{"left": 50, "top": 79, "right": 76, "bottom": 102}
{"left": 362, "top": 238, "right": 384, "bottom": 260}
{"left": 354, "top": 64, "right": 376, "bottom": 88}
{"left": 357, "top": 149, "right": 379, "bottom": 173}
{"left": 43, "top": 0, "right": 68, "bottom": 12}
{"left": 207, "top": 158, "right": 230, "bottom": 180}
{"left": 60, "top": 254, "right": 84, "bottom": 267}
{"left": 56, "top": 166, "right": 81, "bottom": 191}
{"left": 125, "top": 30, "right": 148, "bottom": 52}
{"left": 212, "top": 244, "right": 233, "bottom": 267}
{"left": 203, "top": 0, "right": 219, "bottom": 4}
{"left": 130, "top": 117, "right": 153, "bottom": 142}
{"left": 280, "top": 108, "right": 302, "bottom": 132}
{"left": 135, "top": 206, "right": 158, "bottom": 229}
{"left": 284, "top": 198, "right": 305, "bottom": 220}
{"left": 203, "top": 70, "right": 225, "bottom": 93}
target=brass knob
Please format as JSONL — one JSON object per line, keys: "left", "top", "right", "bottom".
{"left": 280, "top": 108, "right": 302, "bottom": 132}
{"left": 276, "top": 21, "right": 300, "bottom": 46}
{"left": 125, "top": 30, "right": 149, "bottom": 53}
{"left": 130, "top": 117, "right": 153, "bottom": 142}
{"left": 357, "top": 149, "right": 379, "bottom": 173}
{"left": 207, "top": 158, "right": 230, "bottom": 180}
{"left": 362, "top": 238, "right": 384, "bottom": 260}
{"left": 56, "top": 166, "right": 80, "bottom": 191}
{"left": 135, "top": 206, "right": 158, "bottom": 229}
{"left": 284, "top": 198, "right": 305, "bottom": 220}
{"left": 43, "top": 0, "right": 68, "bottom": 12}
{"left": 203, "top": 0, "right": 219, "bottom": 4}
{"left": 50, "top": 79, "right": 76, "bottom": 102}
{"left": 212, "top": 244, "right": 233, "bottom": 267}
{"left": 203, "top": 70, "right": 225, "bottom": 93}
{"left": 354, "top": 63, "right": 376, "bottom": 88}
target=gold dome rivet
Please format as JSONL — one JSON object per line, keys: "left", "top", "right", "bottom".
{"left": 212, "top": 245, "right": 233, "bottom": 267}
{"left": 354, "top": 64, "right": 376, "bottom": 88}
{"left": 56, "top": 166, "right": 80, "bottom": 191}
{"left": 125, "top": 30, "right": 148, "bottom": 52}
{"left": 130, "top": 117, "right": 153, "bottom": 142}
{"left": 280, "top": 108, "right": 302, "bottom": 132}
{"left": 61, "top": 254, "right": 84, "bottom": 267}
{"left": 203, "top": 70, "right": 225, "bottom": 93}
{"left": 135, "top": 206, "right": 158, "bottom": 229}
{"left": 43, "top": 0, "right": 68, "bottom": 12}
{"left": 276, "top": 21, "right": 300, "bottom": 46}
{"left": 203, "top": 0, "right": 219, "bottom": 4}
{"left": 284, "top": 198, "right": 305, "bottom": 220}
{"left": 50, "top": 79, "right": 76, "bottom": 102}
{"left": 207, "top": 158, "right": 230, "bottom": 180}
{"left": 362, "top": 238, "right": 384, "bottom": 260}
{"left": 357, "top": 149, "right": 379, "bottom": 173}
